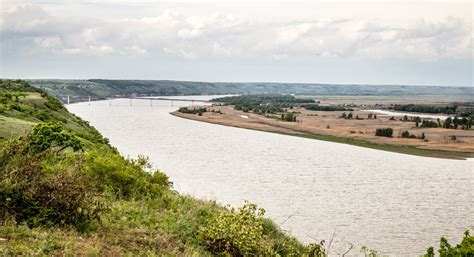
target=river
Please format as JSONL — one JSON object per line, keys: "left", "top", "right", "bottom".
{"left": 67, "top": 96, "right": 473, "bottom": 256}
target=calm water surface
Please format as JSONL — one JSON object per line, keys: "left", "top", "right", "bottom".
{"left": 68, "top": 97, "right": 473, "bottom": 256}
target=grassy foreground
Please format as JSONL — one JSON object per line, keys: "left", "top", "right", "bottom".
{"left": 1, "top": 80, "right": 472, "bottom": 256}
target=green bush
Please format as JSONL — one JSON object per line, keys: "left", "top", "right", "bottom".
{"left": 200, "top": 202, "right": 275, "bottom": 256}
{"left": 29, "top": 123, "right": 83, "bottom": 153}
{"left": 424, "top": 230, "right": 474, "bottom": 257}
{"left": 0, "top": 126, "right": 104, "bottom": 230}
{"left": 282, "top": 112, "right": 297, "bottom": 122}
{"left": 375, "top": 128, "right": 393, "bottom": 137}
{"left": 84, "top": 150, "right": 171, "bottom": 199}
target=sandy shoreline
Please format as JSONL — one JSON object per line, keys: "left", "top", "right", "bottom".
{"left": 171, "top": 106, "right": 474, "bottom": 160}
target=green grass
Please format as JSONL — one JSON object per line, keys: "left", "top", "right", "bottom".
{"left": 0, "top": 115, "right": 35, "bottom": 140}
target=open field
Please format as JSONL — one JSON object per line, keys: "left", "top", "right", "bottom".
{"left": 172, "top": 104, "right": 474, "bottom": 160}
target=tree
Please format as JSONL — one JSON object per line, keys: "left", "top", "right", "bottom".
{"left": 375, "top": 128, "right": 393, "bottom": 137}
{"left": 29, "top": 122, "right": 83, "bottom": 153}
{"left": 443, "top": 117, "right": 453, "bottom": 129}
{"left": 282, "top": 112, "right": 297, "bottom": 122}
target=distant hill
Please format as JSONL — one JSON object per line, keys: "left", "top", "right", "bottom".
{"left": 29, "top": 79, "right": 473, "bottom": 103}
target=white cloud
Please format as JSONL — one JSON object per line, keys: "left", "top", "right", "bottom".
{"left": 1, "top": 3, "right": 471, "bottom": 61}
{"left": 0, "top": 1, "right": 471, "bottom": 85}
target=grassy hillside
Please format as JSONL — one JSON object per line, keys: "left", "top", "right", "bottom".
{"left": 0, "top": 80, "right": 308, "bottom": 256}
{"left": 0, "top": 80, "right": 107, "bottom": 146}
{"left": 1, "top": 80, "right": 472, "bottom": 256}
{"left": 30, "top": 79, "right": 473, "bottom": 104}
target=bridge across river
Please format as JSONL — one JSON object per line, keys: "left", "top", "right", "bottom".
{"left": 64, "top": 95, "right": 214, "bottom": 106}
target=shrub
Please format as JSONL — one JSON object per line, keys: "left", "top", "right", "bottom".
{"left": 281, "top": 112, "right": 297, "bottom": 122}
{"left": 424, "top": 230, "right": 474, "bottom": 257}
{"left": 200, "top": 202, "right": 274, "bottom": 256}
{"left": 0, "top": 126, "right": 104, "bottom": 230}
{"left": 178, "top": 107, "right": 207, "bottom": 115}
{"left": 421, "top": 120, "right": 438, "bottom": 128}
{"left": 84, "top": 150, "right": 171, "bottom": 199}
{"left": 375, "top": 128, "right": 393, "bottom": 137}
{"left": 29, "top": 123, "right": 83, "bottom": 153}
{"left": 400, "top": 130, "right": 417, "bottom": 139}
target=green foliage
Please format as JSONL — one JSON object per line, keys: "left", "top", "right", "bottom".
{"left": 0, "top": 80, "right": 41, "bottom": 93}
{"left": 178, "top": 107, "right": 207, "bottom": 115}
{"left": 212, "top": 94, "right": 315, "bottom": 106}
{"left": 442, "top": 116, "right": 473, "bottom": 130}
{"left": 0, "top": 80, "right": 110, "bottom": 147}
{"left": 341, "top": 112, "right": 353, "bottom": 119}
{"left": 212, "top": 94, "right": 314, "bottom": 115}
{"left": 400, "top": 130, "right": 417, "bottom": 139}
{"left": 84, "top": 150, "right": 171, "bottom": 199}
{"left": 360, "top": 245, "right": 379, "bottom": 257}
{"left": 304, "top": 105, "right": 352, "bottom": 111}
{"left": 375, "top": 127, "right": 393, "bottom": 137}
{"left": 199, "top": 202, "right": 275, "bottom": 256}
{"left": 0, "top": 133, "right": 104, "bottom": 230}
{"left": 282, "top": 112, "right": 298, "bottom": 122}
{"left": 393, "top": 104, "right": 457, "bottom": 114}
{"left": 29, "top": 122, "right": 83, "bottom": 153}
{"left": 424, "top": 230, "right": 474, "bottom": 257}
{"left": 421, "top": 119, "right": 438, "bottom": 128}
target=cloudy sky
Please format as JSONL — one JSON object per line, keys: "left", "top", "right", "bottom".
{"left": 0, "top": 0, "right": 472, "bottom": 86}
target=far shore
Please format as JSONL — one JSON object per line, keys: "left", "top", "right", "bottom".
{"left": 171, "top": 106, "right": 474, "bottom": 160}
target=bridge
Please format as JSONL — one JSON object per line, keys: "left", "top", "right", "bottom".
{"left": 63, "top": 95, "right": 214, "bottom": 106}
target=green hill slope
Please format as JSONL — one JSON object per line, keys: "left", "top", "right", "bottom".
{"left": 0, "top": 80, "right": 307, "bottom": 256}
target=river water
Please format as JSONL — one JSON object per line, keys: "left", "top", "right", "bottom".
{"left": 67, "top": 97, "right": 473, "bottom": 256}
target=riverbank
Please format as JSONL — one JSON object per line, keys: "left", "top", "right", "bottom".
{"left": 172, "top": 106, "right": 474, "bottom": 160}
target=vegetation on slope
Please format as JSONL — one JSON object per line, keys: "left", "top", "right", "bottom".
{"left": 0, "top": 80, "right": 309, "bottom": 255}
{"left": 0, "top": 80, "right": 108, "bottom": 145}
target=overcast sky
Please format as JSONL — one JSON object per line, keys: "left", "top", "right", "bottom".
{"left": 0, "top": 0, "right": 472, "bottom": 86}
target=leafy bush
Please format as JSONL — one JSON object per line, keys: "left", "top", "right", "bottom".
{"left": 84, "top": 150, "right": 171, "bottom": 199}
{"left": 424, "top": 230, "right": 474, "bottom": 257}
{"left": 375, "top": 128, "right": 393, "bottom": 137}
{"left": 178, "top": 107, "right": 207, "bottom": 115}
{"left": 0, "top": 125, "right": 103, "bottom": 230}
{"left": 29, "top": 123, "right": 83, "bottom": 153}
{"left": 421, "top": 119, "right": 438, "bottom": 128}
{"left": 400, "top": 130, "right": 417, "bottom": 139}
{"left": 200, "top": 202, "right": 274, "bottom": 256}
{"left": 282, "top": 112, "right": 297, "bottom": 122}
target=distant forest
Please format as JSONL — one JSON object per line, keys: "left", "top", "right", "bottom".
{"left": 29, "top": 79, "right": 472, "bottom": 103}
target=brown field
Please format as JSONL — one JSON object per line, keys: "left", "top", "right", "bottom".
{"left": 172, "top": 103, "right": 474, "bottom": 159}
